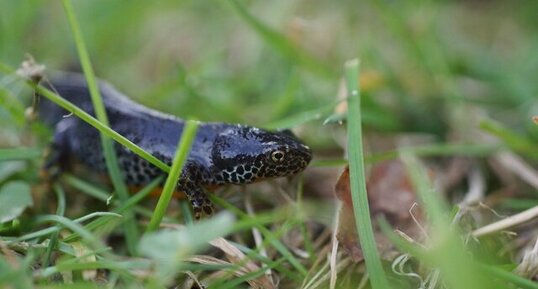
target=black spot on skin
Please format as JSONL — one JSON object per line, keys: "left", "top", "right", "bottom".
{"left": 276, "top": 166, "right": 287, "bottom": 173}
{"left": 231, "top": 174, "right": 238, "bottom": 183}
{"left": 137, "top": 173, "right": 145, "bottom": 182}
{"left": 244, "top": 172, "right": 252, "bottom": 180}
{"left": 251, "top": 167, "right": 259, "bottom": 174}
{"left": 236, "top": 166, "right": 244, "bottom": 174}
{"left": 222, "top": 171, "right": 230, "bottom": 179}
{"left": 244, "top": 165, "right": 251, "bottom": 171}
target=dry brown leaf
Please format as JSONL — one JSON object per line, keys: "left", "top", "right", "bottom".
{"left": 334, "top": 160, "right": 423, "bottom": 262}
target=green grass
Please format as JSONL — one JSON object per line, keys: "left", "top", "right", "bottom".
{"left": 1, "top": 0, "right": 538, "bottom": 288}
{"left": 61, "top": 0, "right": 139, "bottom": 256}
{"left": 147, "top": 120, "right": 198, "bottom": 231}
{"left": 345, "top": 59, "right": 390, "bottom": 289}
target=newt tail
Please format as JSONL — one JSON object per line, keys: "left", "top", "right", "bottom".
{"left": 38, "top": 73, "right": 312, "bottom": 219}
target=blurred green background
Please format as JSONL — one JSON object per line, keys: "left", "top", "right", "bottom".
{"left": 1, "top": 1, "right": 538, "bottom": 288}
{"left": 2, "top": 0, "right": 537, "bottom": 149}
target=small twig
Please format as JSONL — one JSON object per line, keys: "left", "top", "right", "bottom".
{"left": 515, "top": 237, "right": 538, "bottom": 279}
{"left": 409, "top": 202, "right": 429, "bottom": 241}
{"left": 495, "top": 151, "right": 538, "bottom": 190}
{"left": 357, "top": 272, "right": 369, "bottom": 289}
{"left": 461, "top": 167, "right": 485, "bottom": 206}
{"left": 185, "top": 271, "right": 206, "bottom": 289}
{"left": 472, "top": 206, "right": 538, "bottom": 237}
{"left": 329, "top": 202, "right": 341, "bottom": 289}
{"left": 391, "top": 254, "right": 425, "bottom": 288}
{"left": 245, "top": 192, "right": 273, "bottom": 283}
{"left": 304, "top": 257, "right": 351, "bottom": 289}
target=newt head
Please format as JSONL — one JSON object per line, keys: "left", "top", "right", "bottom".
{"left": 211, "top": 125, "right": 312, "bottom": 185}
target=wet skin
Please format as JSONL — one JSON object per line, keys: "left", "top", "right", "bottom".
{"left": 39, "top": 73, "right": 312, "bottom": 218}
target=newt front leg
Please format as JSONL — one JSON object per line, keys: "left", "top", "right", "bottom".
{"left": 179, "top": 162, "right": 214, "bottom": 220}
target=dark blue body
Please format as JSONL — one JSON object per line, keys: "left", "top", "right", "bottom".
{"left": 39, "top": 73, "right": 312, "bottom": 217}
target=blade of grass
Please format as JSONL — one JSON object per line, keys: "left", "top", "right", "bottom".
{"left": 0, "top": 87, "right": 25, "bottom": 125}
{"left": 61, "top": 0, "right": 139, "bottom": 255}
{"left": 400, "top": 152, "right": 499, "bottom": 289}
{"left": 63, "top": 176, "right": 164, "bottom": 243}
{"left": 225, "top": 0, "right": 334, "bottom": 78}
{"left": 42, "top": 260, "right": 139, "bottom": 279}
{"left": 0, "top": 148, "right": 42, "bottom": 161}
{"left": 296, "top": 176, "right": 315, "bottom": 262}
{"left": 180, "top": 201, "right": 194, "bottom": 225}
{"left": 42, "top": 183, "right": 66, "bottom": 267}
{"left": 61, "top": 174, "right": 160, "bottom": 218}
{"left": 208, "top": 260, "right": 285, "bottom": 289}
{"left": 369, "top": 143, "right": 501, "bottom": 163}
{"left": 479, "top": 264, "right": 538, "bottom": 289}
{"left": 345, "top": 59, "right": 390, "bottom": 289}
{"left": 399, "top": 152, "right": 448, "bottom": 224}
{"left": 212, "top": 195, "right": 307, "bottom": 279}
{"left": 480, "top": 119, "right": 538, "bottom": 159}
{"left": 147, "top": 120, "right": 198, "bottom": 232}
{"left": 380, "top": 218, "right": 538, "bottom": 289}
{"left": 62, "top": 174, "right": 110, "bottom": 201}
{"left": 265, "top": 100, "right": 340, "bottom": 130}
{"left": 13, "top": 212, "right": 121, "bottom": 243}
{"left": 230, "top": 242, "right": 300, "bottom": 282}
{"left": 115, "top": 176, "right": 165, "bottom": 214}
{"left": 310, "top": 143, "right": 500, "bottom": 168}
{"left": 36, "top": 215, "right": 110, "bottom": 256}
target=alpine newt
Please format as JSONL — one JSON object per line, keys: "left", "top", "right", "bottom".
{"left": 38, "top": 73, "right": 312, "bottom": 218}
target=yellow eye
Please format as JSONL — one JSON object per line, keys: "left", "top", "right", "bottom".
{"left": 271, "top": 150, "right": 285, "bottom": 163}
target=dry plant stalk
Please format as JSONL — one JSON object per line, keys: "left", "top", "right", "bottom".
{"left": 515, "top": 238, "right": 538, "bottom": 279}
{"left": 472, "top": 206, "right": 538, "bottom": 237}
{"left": 495, "top": 151, "right": 538, "bottom": 190}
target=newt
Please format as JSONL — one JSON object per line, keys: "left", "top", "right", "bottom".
{"left": 37, "top": 73, "right": 312, "bottom": 218}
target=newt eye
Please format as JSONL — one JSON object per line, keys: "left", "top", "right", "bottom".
{"left": 271, "top": 150, "right": 285, "bottom": 163}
